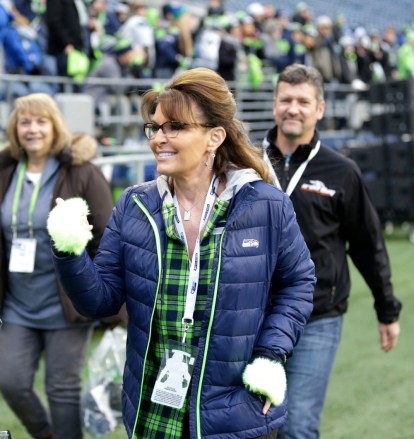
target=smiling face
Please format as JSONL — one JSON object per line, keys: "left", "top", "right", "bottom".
{"left": 149, "top": 103, "right": 216, "bottom": 183}
{"left": 17, "top": 111, "right": 55, "bottom": 162}
{"left": 273, "top": 81, "right": 325, "bottom": 146}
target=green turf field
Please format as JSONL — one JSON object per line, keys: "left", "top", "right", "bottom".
{"left": 1, "top": 230, "right": 413, "bottom": 438}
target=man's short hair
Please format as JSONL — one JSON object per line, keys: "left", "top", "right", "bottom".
{"left": 275, "top": 64, "right": 324, "bottom": 102}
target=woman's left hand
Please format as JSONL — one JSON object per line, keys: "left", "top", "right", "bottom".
{"left": 262, "top": 397, "right": 272, "bottom": 414}
{"left": 55, "top": 197, "right": 93, "bottom": 232}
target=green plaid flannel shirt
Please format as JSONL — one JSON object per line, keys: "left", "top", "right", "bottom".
{"left": 135, "top": 198, "right": 229, "bottom": 438}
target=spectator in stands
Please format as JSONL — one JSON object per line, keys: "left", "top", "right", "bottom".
{"left": 288, "top": 22, "right": 307, "bottom": 65}
{"left": 83, "top": 37, "right": 147, "bottom": 109}
{"left": 114, "top": 2, "right": 131, "bottom": 27}
{"left": 397, "top": 30, "right": 414, "bottom": 79}
{"left": 301, "top": 23, "right": 318, "bottom": 66}
{"left": 206, "top": 0, "right": 225, "bottom": 16}
{"left": 274, "top": 7, "right": 290, "bottom": 33}
{"left": 217, "top": 15, "right": 242, "bottom": 81}
{"left": 262, "top": 3, "right": 277, "bottom": 21}
{"left": 291, "top": 2, "right": 312, "bottom": 26}
{"left": 311, "top": 15, "right": 342, "bottom": 83}
{"left": 382, "top": 26, "right": 400, "bottom": 79}
{"left": 45, "top": 0, "right": 89, "bottom": 78}
{"left": 118, "top": 1, "right": 157, "bottom": 75}
{"left": 369, "top": 29, "right": 389, "bottom": 82}
{"left": 246, "top": 2, "right": 266, "bottom": 32}
{"left": 0, "top": 0, "right": 27, "bottom": 42}
{"left": 12, "top": 0, "right": 36, "bottom": 22}
{"left": 153, "top": 3, "right": 194, "bottom": 79}
{"left": 47, "top": 66, "right": 315, "bottom": 439}
{"left": 262, "top": 63, "right": 402, "bottom": 439}
{"left": 164, "top": 2, "right": 194, "bottom": 60}
{"left": 262, "top": 18, "right": 295, "bottom": 74}
{"left": 337, "top": 34, "right": 368, "bottom": 90}
{"left": 191, "top": 11, "right": 223, "bottom": 71}
{"left": 240, "top": 13, "right": 265, "bottom": 59}
{"left": 0, "top": 92, "right": 118, "bottom": 439}
{"left": 87, "top": 0, "right": 121, "bottom": 37}
{"left": 354, "top": 30, "right": 376, "bottom": 83}
{"left": 0, "top": 2, "right": 56, "bottom": 96}
{"left": 13, "top": 0, "right": 50, "bottom": 56}
{"left": 331, "top": 12, "right": 348, "bottom": 44}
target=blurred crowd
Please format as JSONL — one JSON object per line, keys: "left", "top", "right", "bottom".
{"left": 1, "top": 0, "right": 414, "bottom": 102}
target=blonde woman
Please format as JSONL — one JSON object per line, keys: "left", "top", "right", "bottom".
{"left": 0, "top": 93, "right": 114, "bottom": 439}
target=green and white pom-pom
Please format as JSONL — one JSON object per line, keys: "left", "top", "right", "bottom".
{"left": 243, "top": 357, "right": 287, "bottom": 406}
{"left": 47, "top": 197, "right": 93, "bottom": 255}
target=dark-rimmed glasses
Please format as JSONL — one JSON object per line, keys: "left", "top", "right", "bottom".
{"left": 143, "top": 121, "right": 215, "bottom": 140}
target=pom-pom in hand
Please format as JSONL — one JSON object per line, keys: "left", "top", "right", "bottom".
{"left": 243, "top": 357, "right": 287, "bottom": 414}
{"left": 47, "top": 197, "right": 93, "bottom": 255}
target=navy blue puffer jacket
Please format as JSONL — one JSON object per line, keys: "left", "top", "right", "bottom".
{"left": 53, "top": 178, "right": 314, "bottom": 439}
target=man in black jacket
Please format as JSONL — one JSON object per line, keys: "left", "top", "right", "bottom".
{"left": 262, "top": 63, "right": 402, "bottom": 439}
{"left": 46, "top": 0, "right": 88, "bottom": 77}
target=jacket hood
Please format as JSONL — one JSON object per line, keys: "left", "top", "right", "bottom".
{"left": 61, "top": 133, "right": 98, "bottom": 165}
{"left": 155, "top": 168, "right": 262, "bottom": 204}
{"left": 220, "top": 168, "right": 262, "bottom": 201}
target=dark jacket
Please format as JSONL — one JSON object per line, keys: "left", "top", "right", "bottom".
{"left": 52, "top": 178, "right": 315, "bottom": 438}
{"left": 263, "top": 127, "right": 402, "bottom": 323}
{"left": 46, "top": 0, "right": 84, "bottom": 55}
{"left": 0, "top": 134, "right": 114, "bottom": 323}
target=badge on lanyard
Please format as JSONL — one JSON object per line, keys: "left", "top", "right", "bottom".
{"left": 9, "top": 161, "right": 42, "bottom": 273}
{"left": 9, "top": 238, "right": 37, "bottom": 273}
{"left": 151, "top": 340, "right": 198, "bottom": 409}
{"left": 151, "top": 176, "right": 218, "bottom": 409}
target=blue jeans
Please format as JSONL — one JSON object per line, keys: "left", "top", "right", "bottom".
{"left": 279, "top": 316, "right": 343, "bottom": 439}
{"left": 0, "top": 323, "right": 91, "bottom": 439}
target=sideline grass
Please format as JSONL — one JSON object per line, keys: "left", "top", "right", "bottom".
{"left": 321, "top": 230, "right": 414, "bottom": 438}
{"left": 1, "top": 231, "right": 413, "bottom": 438}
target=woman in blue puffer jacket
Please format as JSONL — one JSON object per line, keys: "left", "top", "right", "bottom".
{"left": 48, "top": 67, "right": 315, "bottom": 439}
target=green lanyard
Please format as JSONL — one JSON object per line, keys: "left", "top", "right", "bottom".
{"left": 11, "top": 161, "right": 43, "bottom": 238}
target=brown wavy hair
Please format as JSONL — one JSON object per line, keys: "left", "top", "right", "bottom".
{"left": 140, "top": 67, "right": 272, "bottom": 183}
{"left": 6, "top": 93, "right": 72, "bottom": 161}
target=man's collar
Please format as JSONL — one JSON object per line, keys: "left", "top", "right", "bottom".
{"left": 266, "top": 126, "right": 320, "bottom": 153}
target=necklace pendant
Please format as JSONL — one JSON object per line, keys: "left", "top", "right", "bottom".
{"left": 183, "top": 210, "right": 191, "bottom": 221}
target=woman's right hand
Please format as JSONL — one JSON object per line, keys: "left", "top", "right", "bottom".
{"left": 47, "top": 197, "right": 93, "bottom": 255}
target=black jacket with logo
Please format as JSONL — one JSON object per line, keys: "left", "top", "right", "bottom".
{"left": 263, "top": 127, "right": 402, "bottom": 323}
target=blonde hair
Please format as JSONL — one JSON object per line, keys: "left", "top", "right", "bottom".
{"left": 6, "top": 93, "right": 71, "bottom": 160}
{"left": 140, "top": 67, "right": 272, "bottom": 183}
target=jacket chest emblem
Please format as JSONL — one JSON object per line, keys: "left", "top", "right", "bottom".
{"left": 300, "top": 180, "right": 336, "bottom": 197}
{"left": 242, "top": 239, "right": 259, "bottom": 248}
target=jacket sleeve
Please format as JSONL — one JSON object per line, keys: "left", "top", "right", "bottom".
{"left": 82, "top": 164, "right": 113, "bottom": 258}
{"left": 254, "top": 193, "right": 315, "bottom": 360}
{"left": 52, "top": 188, "right": 129, "bottom": 319}
{"left": 341, "top": 164, "right": 402, "bottom": 323}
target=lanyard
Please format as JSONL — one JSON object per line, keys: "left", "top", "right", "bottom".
{"left": 271, "top": 141, "right": 320, "bottom": 196}
{"left": 173, "top": 176, "right": 219, "bottom": 344}
{"left": 11, "top": 161, "right": 42, "bottom": 238}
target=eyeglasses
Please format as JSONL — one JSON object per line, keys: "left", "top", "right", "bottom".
{"left": 143, "top": 121, "right": 215, "bottom": 140}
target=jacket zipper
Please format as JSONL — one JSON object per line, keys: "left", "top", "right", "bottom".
{"left": 330, "top": 285, "right": 337, "bottom": 303}
{"left": 282, "top": 153, "right": 292, "bottom": 191}
{"left": 131, "top": 195, "right": 163, "bottom": 437}
{"left": 195, "top": 230, "right": 226, "bottom": 439}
